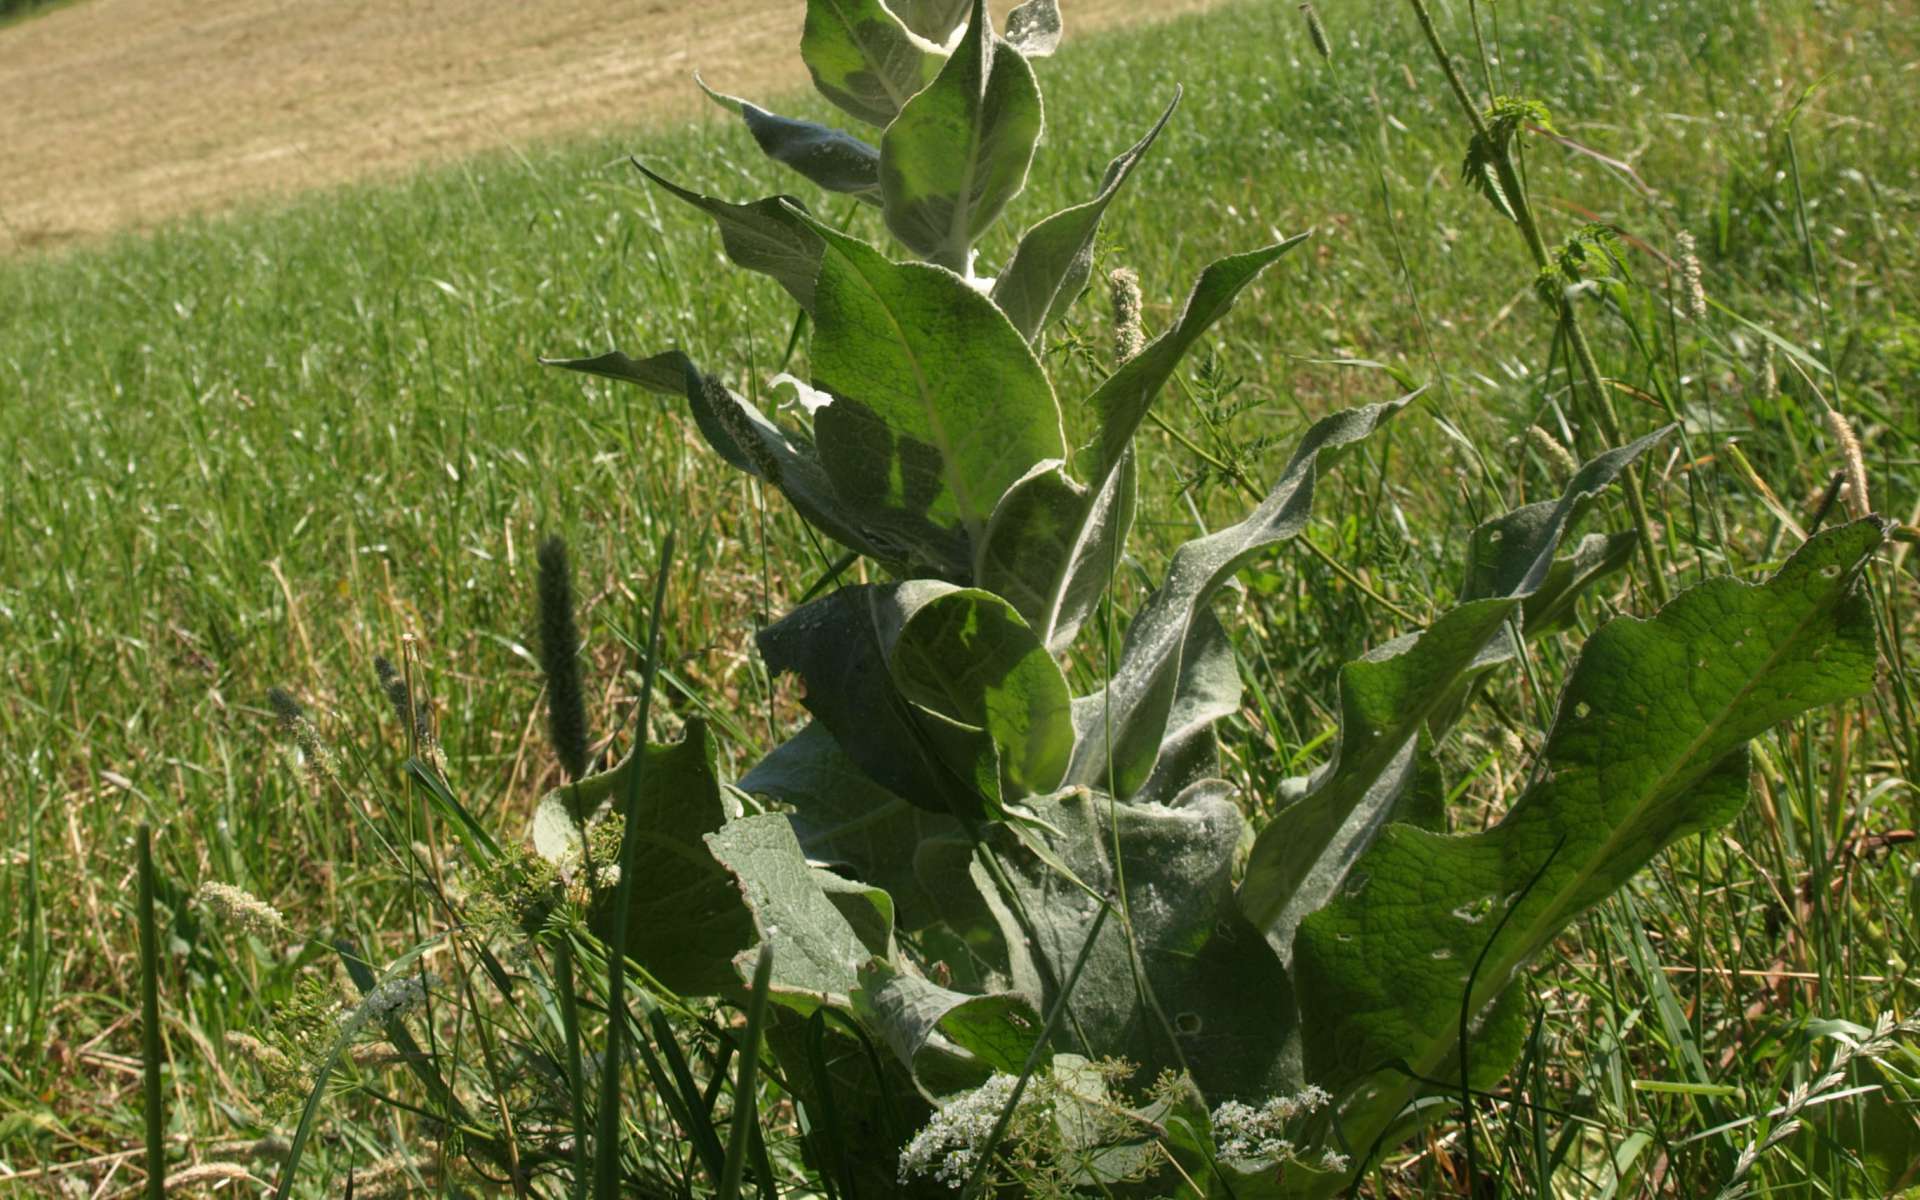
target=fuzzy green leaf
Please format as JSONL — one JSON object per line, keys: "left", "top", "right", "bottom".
{"left": 880, "top": 0, "right": 1042, "bottom": 269}
{"left": 878, "top": 581, "right": 1075, "bottom": 799}
{"left": 741, "top": 722, "right": 960, "bottom": 932}
{"left": 976, "top": 783, "right": 1299, "bottom": 1099}
{"left": 696, "top": 79, "right": 882, "bottom": 208}
{"left": 801, "top": 0, "right": 943, "bottom": 127}
{"left": 974, "top": 450, "right": 1137, "bottom": 656}
{"left": 1067, "top": 399, "right": 1406, "bottom": 798}
{"left": 757, "top": 585, "right": 996, "bottom": 820}
{"left": 1294, "top": 520, "right": 1885, "bottom": 1150}
{"left": 889, "top": 0, "right": 971, "bottom": 43}
{"left": 802, "top": 218, "right": 1065, "bottom": 555}
{"left": 707, "top": 813, "right": 877, "bottom": 1012}
{"left": 991, "top": 92, "right": 1178, "bottom": 342}
{"left": 1088, "top": 236, "right": 1310, "bottom": 487}
{"left": 630, "top": 166, "right": 825, "bottom": 311}
{"left": 529, "top": 720, "right": 755, "bottom": 997}
{"left": 853, "top": 959, "right": 1043, "bottom": 1097}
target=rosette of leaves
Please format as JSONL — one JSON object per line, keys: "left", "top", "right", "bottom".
{"left": 540, "top": 4, "right": 1890, "bottom": 1194}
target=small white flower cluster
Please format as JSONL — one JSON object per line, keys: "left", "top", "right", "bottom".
{"left": 898, "top": 1073, "right": 1023, "bottom": 1189}
{"left": 356, "top": 972, "right": 433, "bottom": 1027}
{"left": 1209, "top": 1084, "right": 1333, "bottom": 1162}
{"left": 195, "top": 882, "right": 287, "bottom": 937}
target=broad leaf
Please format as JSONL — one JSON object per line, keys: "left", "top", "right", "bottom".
{"left": 707, "top": 813, "right": 878, "bottom": 1012}
{"left": 696, "top": 79, "right": 883, "bottom": 207}
{"left": 801, "top": 0, "right": 944, "bottom": 127}
{"left": 1067, "top": 399, "right": 1406, "bottom": 798}
{"left": 975, "top": 783, "right": 1299, "bottom": 1099}
{"left": 1133, "top": 608, "right": 1240, "bottom": 803}
{"left": 1294, "top": 520, "right": 1886, "bottom": 1153}
{"left": 757, "top": 586, "right": 994, "bottom": 820}
{"left": 890, "top": 0, "right": 971, "bottom": 44}
{"left": 802, "top": 218, "right": 1065, "bottom": 552}
{"left": 740, "top": 722, "right": 959, "bottom": 931}
{"left": 1003, "top": 0, "right": 1062, "bottom": 56}
{"left": 1236, "top": 428, "right": 1672, "bottom": 952}
{"left": 880, "top": 0, "right": 1043, "bottom": 269}
{"left": 528, "top": 720, "right": 755, "bottom": 997}
{"left": 877, "top": 581, "right": 1075, "bottom": 799}
{"left": 852, "top": 959, "right": 1043, "bottom": 1097}
{"left": 974, "top": 450, "right": 1137, "bottom": 656}
{"left": 992, "top": 92, "right": 1179, "bottom": 342}
{"left": 628, "top": 165, "right": 824, "bottom": 311}
{"left": 1087, "top": 236, "right": 1311, "bottom": 487}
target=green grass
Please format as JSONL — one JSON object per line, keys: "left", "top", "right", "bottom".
{"left": 1, "top": 0, "right": 1916, "bottom": 1193}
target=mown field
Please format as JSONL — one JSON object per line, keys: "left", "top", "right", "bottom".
{"left": 1, "top": 0, "right": 1916, "bottom": 1194}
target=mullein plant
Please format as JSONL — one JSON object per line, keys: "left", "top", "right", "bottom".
{"left": 528, "top": 0, "right": 1893, "bottom": 1194}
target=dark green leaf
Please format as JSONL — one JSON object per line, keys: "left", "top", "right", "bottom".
{"left": 707, "top": 813, "right": 877, "bottom": 1012}
{"left": 696, "top": 78, "right": 882, "bottom": 207}
{"left": 852, "top": 959, "right": 1043, "bottom": 1097}
{"left": 629, "top": 166, "right": 825, "bottom": 310}
{"left": 890, "top": 0, "right": 971, "bottom": 43}
{"left": 530, "top": 720, "right": 756, "bottom": 997}
{"left": 1236, "top": 427, "right": 1672, "bottom": 950}
{"left": 974, "top": 450, "right": 1137, "bottom": 656}
{"left": 1295, "top": 521, "right": 1885, "bottom": 1152}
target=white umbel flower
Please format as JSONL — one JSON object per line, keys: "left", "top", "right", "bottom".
{"left": 898, "top": 1073, "right": 1023, "bottom": 1188}
{"left": 195, "top": 882, "right": 287, "bottom": 937}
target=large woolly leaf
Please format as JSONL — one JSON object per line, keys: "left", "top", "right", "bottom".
{"left": 757, "top": 586, "right": 994, "bottom": 820}
{"left": 852, "top": 959, "right": 1043, "bottom": 1097}
{"left": 802, "top": 218, "right": 1065, "bottom": 555}
{"left": 528, "top": 720, "right": 755, "bottom": 997}
{"left": 890, "top": 0, "right": 971, "bottom": 44}
{"left": 991, "top": 92, "right": 1178, "bottom": 342}
{"left": 1067, "top": 399, "right": 1406, "bottom": 798}
{"left": 1235, "top": 428, "right": 1672, "bottom": 951}
{"left": 1294, "top": 520, "right": 1885, "bottom": 1151}
{"left": 740, "top": 722, "right": 959, "bottom": 931}
{"left": 877, "top": 581, "right": 1075, "bottom": 799}
{"left": 632, "top": 165, "right": 825, "bottom": 311}
{"left": 696, "top": 79, "right": 882, "bottom": 208}
{"left": 1087, "top": 236, "right": 1310, "bottom": 486}
{"left": 801, "top": 0, "right": 943, "bottom": 127}
{"left": 974, "top": 451, "right": 1137, "bottom": 656}
{"left": 880, "top": 0, "right": 1042, "bottom": 269}
{"left": 976, "top": 783, "right": 1299, "bottom": 1099}
{"left": 707, "top": 813, "right": 878, "bottom": 1012}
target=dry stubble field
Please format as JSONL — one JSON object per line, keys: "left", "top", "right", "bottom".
{"left": 0, "top": 0, "right": 1218, "bottom": 251}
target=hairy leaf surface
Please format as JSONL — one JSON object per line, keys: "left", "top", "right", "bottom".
{"left": 880, "top": 0, "right": 1042, "bottom": 268}
{"left": 801, "top": 0, "right": 943, "bottom": 127}
{"left": 708, "top": 813, "right": 877, "bottom": 1012}
{"left": 853, "top": 959, "right": 1043, "bottom": 1097}
{"left": 803, "top": 219, "right": 1065, "bottom": 553}
{"left": 974, "top": 451, "right": 1137, "bottom": 656}
{"left": 629, "top": 167, "right": 825, "bottom": 310}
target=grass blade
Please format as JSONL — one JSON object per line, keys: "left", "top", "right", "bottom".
{"left": 136, "top": 824, "right": 166, "bottom": 1200}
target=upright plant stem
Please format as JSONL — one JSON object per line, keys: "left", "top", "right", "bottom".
{"left": 1405, "top": 0, "right": 1671, "bottom": 603}
{"left": 136, "top": 823, "right": 166, "bottom": 1200}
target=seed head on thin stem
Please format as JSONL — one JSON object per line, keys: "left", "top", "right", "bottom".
{"left": 535, "top": 536, "right": 592, "bottom": 780}
{"left": 1675, "top": 230, "right": 1707, "bottom": 321}
{"left": 1822, "top": 407, "right": 1872, "bottom": 521}
{"left": 1298, "top": 3, "right": 1332, "bottom": 62}
{"left": 1109, "top": 268, "right": 1145, "bottom": 366}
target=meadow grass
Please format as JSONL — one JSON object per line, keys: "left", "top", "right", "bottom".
{"left": 1, "top": 0, "right": 1916, "bottom": 1193}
